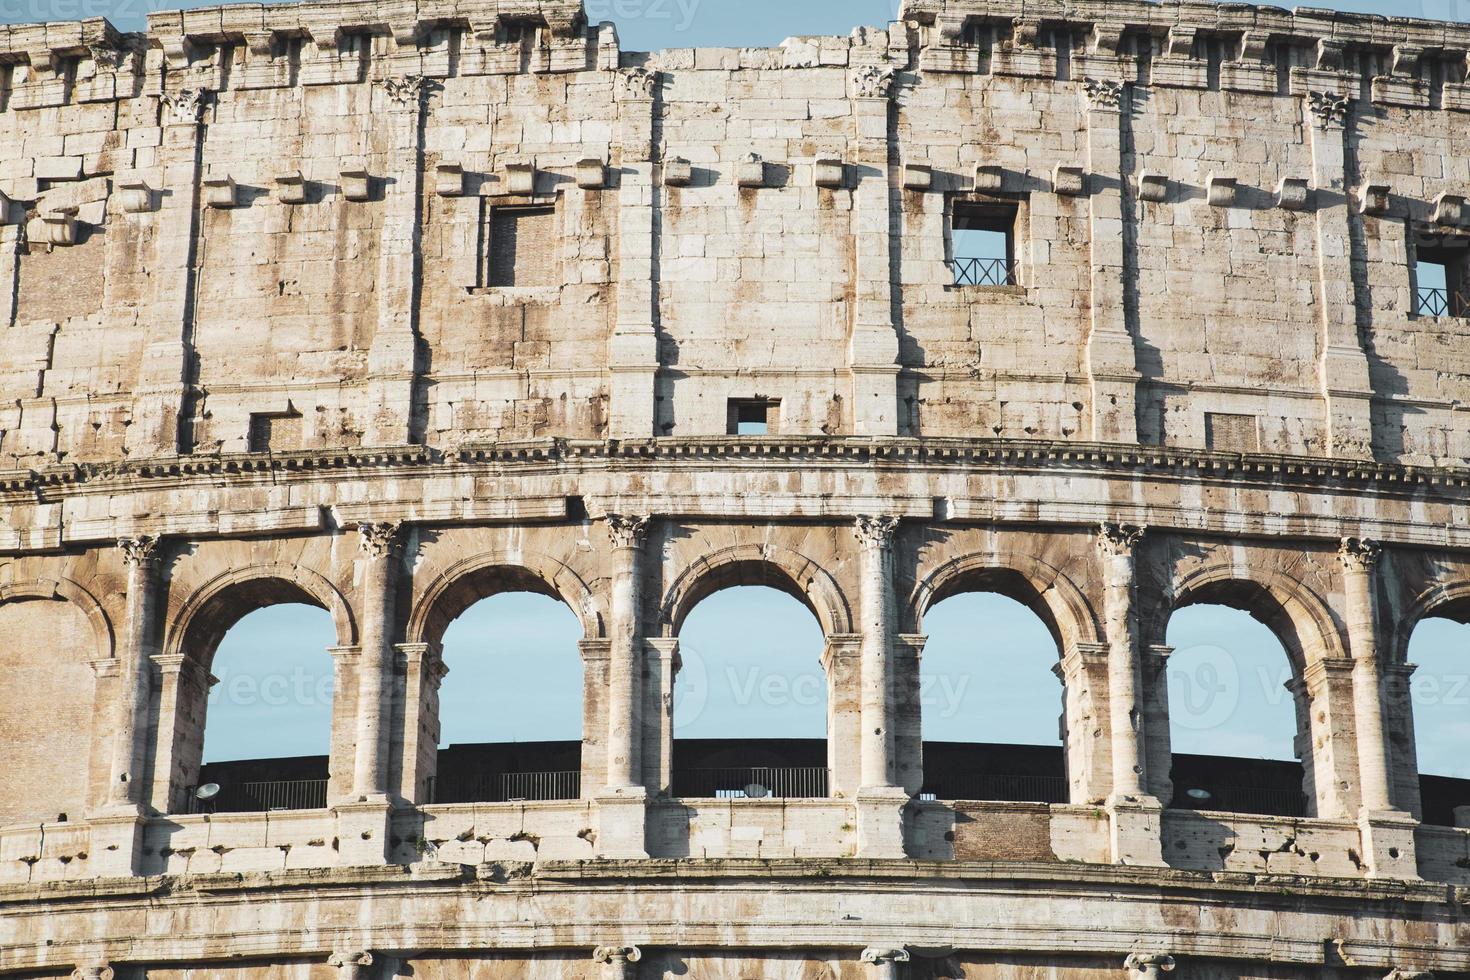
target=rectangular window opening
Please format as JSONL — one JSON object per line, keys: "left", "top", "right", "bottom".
{"left": 487, "top": 204, "right": 558, "bottom": 288}
{"left": 1415, "top": 231, "right": 1470, "bottom": 318}
{"left": 1205, "top": 413, "right": 1260, "bottom": 453}
{"left": 728, "top": 399, "right": 780, "bottom": 436}
{"left": 951, "top": 202, "right": 1018, "bottom": 287}
{"left": 247, "top": 411, "right": 303, "bottom": 453}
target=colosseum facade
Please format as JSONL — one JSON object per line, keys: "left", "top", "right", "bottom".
{"left": 2, "top": 0, "right": 1470, "bottom": 976}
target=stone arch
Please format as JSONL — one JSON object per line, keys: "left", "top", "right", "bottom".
{"left": 658, "top": 544, "right": 854, "bottom": 639}
{"left": 0, "top": 577, "right": 114, "bottom": 663}
{"left": 907, "top": 550, "right": 1102, "bottom": 653}
{"left": 1391, "top": 577, "right": 1470, "bottom": 667}
{"left": 406, "top": 551, "right": 604, "bottom": 649}
{"left": 165, "top": 562, "right": 357, "bottom": 667}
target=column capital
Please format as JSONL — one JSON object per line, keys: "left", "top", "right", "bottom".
{"left": 1308, "top": 90, "right": 1352, "bottom": 129}
{"left": 1384, "top": 970, "right": 1435, "bottom": 980}
{"left": 606, "top": 514, "right": 650, "bottom": 549}
{"left": 355, "top": 522, "right": 403, "bottom": 559}
{"left": 1083, "top": 77, "right": 1126, "bottom": 112}
{"left": 377, "top": 74, "right": 429, "bottom": 107}
{"left": 860, "top": 946, "right": 911, "bottom": 964}
{"left": 1124, "top": 953, "right": 1176, "bottom": 976}
{"left": 119, "top": 534, "right": 162, "bottom": 568}
{"left": 593, "top": 945, "right": 642, "bottom": 963}
{"left": 618, "top": 66, "right": 658, "bottom": 101}
{"left": 328, "top": 950, "right": 374, "bottom": 980}
{"left": 855, "top": 515, "right": 900, "bottom": 549}
{"left": 71, "top": 966, "right": 115, "bottom": 980}
{"left": 161, "top": 86, "right": 207, "bottom": 124}
{"left": 1340, "top": 536, "right": 1382, "bottom": 571}
{"left": 1098, "top": 522, "right": 1146, "bottom": 558}
{"left": 850, "top": 64, "right": 896, "bottom": 100}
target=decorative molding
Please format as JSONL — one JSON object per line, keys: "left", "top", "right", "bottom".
{"left": 855, "top": 515, "right": 900, "bottom": 549}
{"left": 850, "top": 64, "right": 895, "bottom": 99}
{"left": 1099, "top": 522, "right": 1146, "bottom": 558}
{"left": 119, "top": 535, "right": 160, "bottom": 568}
{"left": 1308, "top": 90, "right": 1351, "bottom": 128}
{"left": 619, "top": 67, "right": 658, "bottom": 100}
{"left": 1125, "top": 953, "right": 1176, "bottom": 976}
{"left": 356, "top": 522, "right": 402, "bottom": 559}
{"left": 606, "top": 514, "right": 650, "bottom": 550}
{"left": 160, "top": 87, "right": 206, "bottom": 124}
{"left": 592, "top": 945, "right": 642, "bottom": 963}
{"left": 1341, "top": 536, "right": 1383, "bottom": 571}
{"left": 378, "top": 74, "right": 428, "bottom": 106}
{"left": 1083, "top": 77, "right": 1125, "bottom": 110}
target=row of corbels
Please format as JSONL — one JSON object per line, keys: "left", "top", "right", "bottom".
{"left": 662, "top": 153, "right": 847, "bottom": 189}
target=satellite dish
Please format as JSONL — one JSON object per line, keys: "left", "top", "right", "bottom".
{"left": 744, "top": 783, "right": 770, "bottom": 799}
{"left": 195, "top": 783, "right": 221, "bottom": 801}
{"left": 1186, "top": 788, "right": 1213, "bottom": 802}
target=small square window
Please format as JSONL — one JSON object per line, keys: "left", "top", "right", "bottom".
{"left": 728, "top": 399, "right": 779, "bottom": 436}
{"left": 1205, "top": 412, "right": 1259, "bottom": 453}
{"left": 487, "top": 204, "right": 558, "bottom": 287}
{"left": 248, "top": 411, "right": 303, "bottom": 453}
{"left": 951, "top": 202, "right": 1018, "bottom": 287}
{"left": 1415, "top": 231, "right": 1470, "bottom": 318}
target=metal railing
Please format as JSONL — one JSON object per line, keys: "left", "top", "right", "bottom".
{"left": 189, "top": 778, "right": 328, "bottom": 814}
{"left": 919, "top": 773, "right": 1069, "bottom": 804}
{"left": 1173, "top": 785, "right": 1307, "bottom": 819}
{"left": 672, "top": 766, "right": 829, "bottom": 799}
{"left": 1416, "top": 286, "right": 1468, "bottom": 317}
{"left": 429, "top": 770, "right": 581, "bottom": 805}
{"left": 952, "top": 256, "right": 1018, "bottom": 287}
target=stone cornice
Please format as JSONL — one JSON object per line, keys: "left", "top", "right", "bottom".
{"left": 6, "top": 439, "right": 1470, "bottom": 503}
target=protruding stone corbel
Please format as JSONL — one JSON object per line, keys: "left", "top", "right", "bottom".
{"left": 276, "top": 170, "right": 307, "bottom": 205}
{"left": 1392, "top": 44, "right": 1425, "bottom": 77}
{"left": 974, "top": 164, "right": 1005, "bottom": 193}
{"left": 1207, "top": 173, "right": 1237, "bottom": 208}
{"left": 26, "top": 47, "right": 57, "bottom": 75}
{"left": 435, "top": 163, "right": 465, "bottom": 197}
{"left": 1053, "top": 164, "right": 1086, "bottom": 196}
{"left": 1317, "top": 38, "right": 1346, "bottom": 71}
{"left": 1276, "top": 177, "right": 1311, "bottom": 211}
{"left": 1124, "top": 953, "right": 1176, "bottom": 978}
{"left": 815, "top": 158, "right": 846, "bottom": 189}
{"left": 339, "top": 160, "right": 372, "bottom": 202}
{"left": 42, "top": 208, "right": 78, "bottom": 247}
{"left": 305, "top": 24, "right": 343, "bottom": 54}
{"left": 1009, "top": 16, "right": 1040, "bottom": 50}
{"left": 1138, "top": 172, "right": 1169, "bottom": 204}
{"left": 664, "top": 157, "right": 693, "bottom": 187}
{"left": 1240, "top": 30, "right": 1270, "bottom": 63}
{"left": 243, "top": 31, "right": 276, "bottom": 60}
{"left": 1434, "top": 192, "right": 1466, "bottom": 227}
{"left": 1091, "top": 23, "right": 1125, "bottom": 57}
{"left": 204, "top": 176, "right": 237, "bottom": 208}
{"left": 158, "top": 34, "right": 196, "bottom": 70}
{"left": 89, "top": 42, "right": 131, "bottom": 71}
{"left": 903, "top": 162, "right": 933, "bottom": 191}
{"left": 736, "top": 152, "right": 767, "bottom": 188}
{"left": 577, "top": 158, "right": 607, "bottom": 190}
{"left": 389, "top": 19, "right": 422, "bottom": 50}
{"left": 505, "top": 160, "right": 536, "bottom": 195}
{"left": 117, "top": 179, "right": 154, "bottom": 214}
{"left": 1356, "top": 181, "right": 1392, "bottom": 216}
{"left": 1165, "top": 25, "right": 1196, "bottom": 60}
{"left": 328, "top": 950, "right": 373, "bottom": 980}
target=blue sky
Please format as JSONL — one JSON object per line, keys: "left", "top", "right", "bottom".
{"left": 3, "top": 0, "right": 1468, "bottom": 38}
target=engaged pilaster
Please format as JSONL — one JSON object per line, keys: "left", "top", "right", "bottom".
{"left": 1341, "top": 536, "right": 1420, "bottom": 879}
{"left": 848, "top": 67, "right": 901, "bottom": 435}
{"left": 855, "top": 516, "right": 907, "bottom": 858}
{"left": 598, "top": 514, "right": 651, "bottom": 859}
{"left": 1099, "top": 523, "right": 1163, "bottom": 866}
{"left": 608, "top": 68, "right": 660, "bottom": 438}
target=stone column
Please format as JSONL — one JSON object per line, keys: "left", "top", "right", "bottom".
{"left": 147, "top": 652, "right": 215, "bottom": 815}
{"left": 364, "top": 75, "right": 427, "bottom": 447}
{"left": 1124, "top": 953, "right": 1175, "bottom": 978}
{"left": 1141, "top": 645, "right": 1175, "bottom": 804}
{"left": 329, "top": 950, "right": 374, "bottom": 980}
{"left": 1340, "top": 536, "right": 1420, "bottom": 879}
{"left": 1305, "top": 90, "right": 1375, "bottom": 459}
{"left": 351, "top": 522, "right": 401, "bottom": 801}
{"left": 608, "top": 67, "right": 659, "bottom": 438}
{"left": 579, "top": 638, "right": 612, "bottom": 799}
{"left": 593, "top": 946, "right": 642, "bottom": 980}
{"left": 855, "top": 516, "right": 907, "bottom": 858}
{"left": 861, "top": 946, "right": 910, "bottom": 979}
{"left": 598, "top": 515, "right": 650, "bottom": 859}
{"left": 848, "top": 66, "right": 901, "bottom": 435}
{"left": 395, "top": 642, "right": 445, "bottom": 804}
{"left": 109, "top": 536, "right": 161, "bottom": 808}
{"left": 823, "top": 634, "right": 864, "bottom": 800}
{"left": 1099, "top": 524, "right": 1163, "bottom": 866}
{"left": 1055, "top": 641, "right": 1109, "bottom": 804}
{"left": 1082, "top": 78, "right": 1141, "bottom": 443}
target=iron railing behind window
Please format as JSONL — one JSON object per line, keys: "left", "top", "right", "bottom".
{"left": 1173, "top": 785, "right": 1307, "bottom": 819}
{"left": 673, "top": 766, "right": 829, "bottom": 799}
{"left": 1416, "top": 286, "right": 1468, "bottom": 317}
{"left": 429, "top": 770, "right": 580, "bottom": 804}
{"left": 952, "top": 256, "right": 1018, "bottom": 287}
{"left": 920, "top": 773, "right": 1069, "bottom": 804}
{"left": 189, "top": 778, "right": 328, "bottom": 814}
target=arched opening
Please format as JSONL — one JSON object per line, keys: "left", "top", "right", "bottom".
{"left": 919, "top": 591, "right": 1068, "bottom": 803}
{"left": 432, "top": 591, "right": 584, "bottom": 803}
{"left": 1164, "top": 601, "right": 1307, "bottom": 817}
{"left": 1405, "top": 608, "right": 1470, "bottom": 826}
{"left": 672, "top": 583, "right": 829, "bottom": 799}
{"left": 195, "top": 604, "right": 337, "bottom": 814}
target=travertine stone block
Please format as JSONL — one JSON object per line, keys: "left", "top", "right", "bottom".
{"left": 1277, "top": 177, "right": 1311, "bottom": 211}
{"left": 435, "top": 164, "right": 465, "bottom": 197}
{"left": 664, "top": 156, "right": 692, "bottom": 187}
{"left": 903, "top": 162, "right": 932, "bottom": 191}
{"left": 203, "top": 176, "right": 237, "bottom": 208}
{"left": 1053, "top": 164, "right": 1085, "bottom": 196}
{"left": 576, "top": 157, "right": 607, "bottom": 190}
{"left": 276, "top": 170, "right": 307, "bottom": 204}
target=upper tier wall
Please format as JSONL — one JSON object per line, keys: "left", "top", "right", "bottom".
{"left": 3, "top": 0, "right": 1470, "bottom": 468}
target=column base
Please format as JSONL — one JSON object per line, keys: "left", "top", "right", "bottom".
{"left": 87, "top": 807, "right": 148, "bottom": 878}
{"left": 855, "top": 786, "right": 909, "bottom": 859}
{"left": 596, "top": 787, "right": 649, "bottom": 859}
{"left": 334, "top": 800, "right": 393, "bottom": 866}
{"left": 1106, "top": 792, "right": 1165, "bottom": 867}
{"left": 1358, "top": 809, "right": 1420, "bottom": 880}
